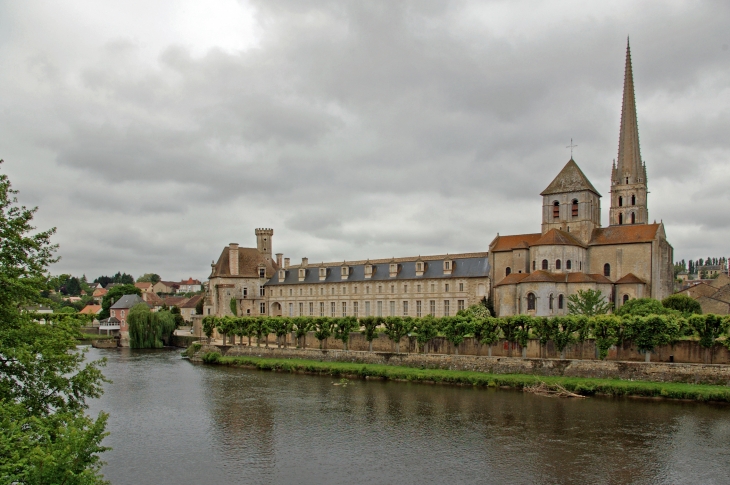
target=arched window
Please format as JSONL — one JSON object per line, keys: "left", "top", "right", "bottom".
{"left": 566, "top": 260, "right": 572, "bottom": 270}
{"left": 556, "top": 259, "right": 562, "bottom": 270}
{"left": 571, "top": 199, "right": 578, "bottom": 218}
{"left": 533, "top": 261, "right": 536, "bottom": 270}
{"left": 604, "top": 263, "right": 611, "bottom": 277}
{"left": 618, "top": 196, "right": 623, "bottom": 207}
{"left": 549, "top": 294, "right": 554, "bottom": 310}
{"left": 558, "top": 294, "right": 564, "bottom": 309}
{"left": 623, "top": 294, "right": 629, "bottom": 304}
{"left": 579, "top": 261, "right": 582, "bottom": 270}
{"left": 618, "top": 213, "right": 623, "bottom": 225}
{"left": 527, "top": 293, "right": 536, "bottom": 311}
{"left": 631, "top": 212, "right": 635, "bottom": 224}
{"left": 542, "top": 259, "right": 548, "bottom": 270}
{"left": 631, "top": 194, "right": 636, "bottom": 205}
{"left": 505, "top": 267, "right": 511, "bottom": 276}
{"left": 552, "top": 201, "right": 560, "bottom": 219}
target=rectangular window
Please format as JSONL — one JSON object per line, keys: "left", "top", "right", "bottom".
{"left": 260, "top": 302, "right": 266, "bottom": 314}
{"left": 320, "top": 302, "right": 325, "bottom": 317}
{"left": 354, "top": 286, "right": 358, "bottom": 294}
{"left": 429, "top": 300, "right": 435, "bottom": 315}
{"left": 353, "top": 301, "right": 359, "bottom": 318}
{"left": 459, "top": 282, "right": 464, "bottom": 292}
{"left": 289, "top": 288, "right": 293, "bottom": 296}
{"left": 331, "top": 287, "right": 335, "bottom": 295}
{"left": 403, "top": 284, "right": 407, "bottom": 293}
{"left": 342, "top": 301, "right": 347, "bottom": 317}
{"left": 310, "top": 287, "right": 313, "bottom": 295}
{"left": 288, "top": 303, "right": 293, "bottom": 317}
{"left": 299, "top": 302, "right": 304, "bottom": 316}
{"left": 121, "top": 310, "right": 125, "bottom": 318}
{"left": 259, "top": 268, "right": 265, "bottom": 278}
{"left": 279, "top": 289, "right": 283, "bottom": 296}
{"left": 111, "top": 310, "right": 115, "bottom": 317}
{"left": 243, "top": 287, "right": 248, "bottom": 298}
{"left": 416, "top": 300, "right": 422, "bottom": 317}
{"left": 299, "top": 288, "right": 302, "bottom": 296}
{"left": 260, "top": 286, "right": 265, "bottom": 296}
{"left": 458, "top": 299, "right": 465, "bottom": 312}
{"left": 417, "top": 284, "right": 421, "bottom": 292}
{"left": 444, "top": 300, "right": 450, "bottom": 316}
{"left": 365, "top": 301, "right": 371, "bottom": 317}
{"left": 431, "top": 283, "right": 435, "bottom": 292}
{"left": 309, "top": 302, "right": 314, "bottom": 316}
{"left": 378, "top": 285, "right": 382, "bottom": 293}
{"left": 389, "top": 301, "right": 395, "bottom": 316}
{"left": 331, "top": 302, "right": 336, "bottom": 317}
{"left": 377, "top": 301, "right": 383, "bottom": 317}
{"left": 445, "top": 283, "right": 450, "bottom": 292}
{"left": 390, "top": 285, "right": 394, "bottom": 294}
{"left": 320, "top": 287, "right": 324, "bottom": 295}
{"left": 366, "top": 286, "right": 370, "bottom": 294}
{"left": 343, "top": 287, "right": 347, "bottom": 295}
{"left": 403, "top": 301, "right": 408, "bottom": 316}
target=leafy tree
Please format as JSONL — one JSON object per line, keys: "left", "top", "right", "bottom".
{"left": 662, "top": 294, "right": 701, "bottom": 316}
{"left": 333, "top": 316, "right": 358, "bottom": 351}
{"left": 195, "top": 297, "right": 205, "bottom": 315}
{"left": 216, "top": 316, "right": 236, "bottom": 345}
{"left": 65, "top": 276, "right": 82, "bottom": 296}
{"left": 591, "top": 315, "right": 622, "bottom": 360}
{"left": 360, "top": 316, "right": 381, "bottom": 352}
{"left": 128, "top": 304, "right": 175, "bottom": 348}
{"left": 457, "top": 303, "right": 491, "bottom": 319}
{"left": 530, "top": 317, "right": 554, "bottom": 358}
{"left": 269, "top": 317, "right": 293, "bottom": 348}
{"left": 170, "top": 306, "right": 185, "bottom": 327}
{"left": 252, "top": 317, "right": 271, "bottom": 347}
{"left": 229, "top": 297, "right": 237, "bottom": 316}
{"left": 414, "top": 315, "right": 438, "bottom": 353}
{"left": 383, "top": 316, "right": 413, "bottom": 353}
{"left": 98, "top": 284, "right": 141, "bottom": 319}
{"left": 57, "top": 306, "right": 77, "bottom": 314}
{"left": 616, "top": 298, "right": 670, "bottom": 317}
{"left": 441, "top": 316, "right": 472, "bottom": 355}
{"left": 136, "top": 273, "right": 161, "bottom": 283}
{"left": 93, "top": 275, "right": 113, "bottom": 288}
{"left": 549, "top": 316, "right": 580, "bottom": 359}
{"left": 0, "top": 160, "right": 109, "bottom": 483}
{"left": 689, "top": 314, "right": 729, "bottom": 364}
{"left": 512, "top": 315, "right": 532, "bottom": 358}
{"left": 626, "top": 314, "right": 680, "bottom": 362}
{"left": 292, "top": 316, "right": 313, "bottom": 349}
{"left": 567, "top": 289, "right": 612, "bottom": 316}
{"left": 475, "top": 317, "right": 501, "bottom": 357}
{"left": 313, "top": 317, "right": 333, "bottom": 349}
{"left": 499, "top": 317, "right": 519, "bottom": 357}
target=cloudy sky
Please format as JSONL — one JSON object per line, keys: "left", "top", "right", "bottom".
{"left": 1, "top": 0, "right": 728, "bottom": 281}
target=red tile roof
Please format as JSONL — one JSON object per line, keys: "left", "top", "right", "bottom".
{"left": 489, "top": 233, "right": 542, "bottom": 253}
{"left": 589, "top": 224, "right": 660, "bottom": 246}
{"left": 181, "top": 294, "right": 203, "bottom": 308}
{"left": 80, "top": 305, "right": 101, "bottom": 314}
{"left": 494, "top": 272, "right": 530, "bottom": 286}
{"left": 615, "top": 273, "right": 646, "bottom": 284}
{"left": 496, "top": 271, "right": 613, "bottom": 286}
{"left": 532, "top": 229, "right": 587, "bottom": 248}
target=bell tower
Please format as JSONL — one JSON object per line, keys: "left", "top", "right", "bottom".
{"left": 609, "top": 39, "right": 649, "bottom": 226}
{"left": 255, "top": 228, "right": 273, "bottom": 258}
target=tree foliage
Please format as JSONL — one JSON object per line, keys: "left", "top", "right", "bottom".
{"left": 662, "top": 294, "right": 702, "bottom": 316}
{"left": 128, "top": 304, "right": 175, "bottom": 349}
{"left": 136, "top": 273, "right": 161, "bottom": 283}
{"left": 0, "top": 161, "right": 109, "bottom": 484}
{"left": 98, "top": 284, "right": 141, "bottom": 319}
{"left": 616, "top": 298, "right": 670, "bottom": 317}
{"left": 567, "top": 289, "right": 611, "bottom": 316}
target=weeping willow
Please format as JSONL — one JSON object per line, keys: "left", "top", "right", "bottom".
{"left": 128, "top": 304, "right": 176, "bottom": 349}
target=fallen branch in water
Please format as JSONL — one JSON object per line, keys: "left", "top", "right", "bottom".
{"left": 524, "top": 381, "right": 586, "bottom": 398}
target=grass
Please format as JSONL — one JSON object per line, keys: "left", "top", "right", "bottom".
{"left": 78, "top": 333, "right": 116, "bottom": 340}
{"left": 198, "top": 353, "right": 730, "bottom": 403}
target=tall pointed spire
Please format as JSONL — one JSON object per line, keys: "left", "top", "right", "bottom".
{"left": 616, "top": 38, "right": 642, "bottom": 178}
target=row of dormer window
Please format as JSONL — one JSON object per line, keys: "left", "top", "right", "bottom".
{"left": 281, "top": 260, "right": 455, "bottom": 282}
{"left": 273, "top": 281, "right": 467, "bottom": 297}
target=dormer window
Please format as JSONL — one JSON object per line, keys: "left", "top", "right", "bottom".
{"left": 341, "top": 266, "right": 350, "bottom": 280}
{"left": 298, "top": 268, "right": 306, "bottom": 282}
{"left": 443, "top": 260, "right": 453, "bottom": 275}
{"left": 364, "top": 263, "right": 373, "bottom": 279}
{"left": 278, "top": 269, "right": 285, "bottom": 281}
{"left": 318, "top": 267, "right": 327, "bottom": 281}
{"left": 389, "top": 263, "right": 398, "bottom": 277}
{"left": 415, "top": 260, "right": 425, "bottom": 277}
{"left": 259, "top": 267, "right": 266, "bottom": 278}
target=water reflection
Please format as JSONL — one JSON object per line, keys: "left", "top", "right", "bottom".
{"left": 88, "top": 348, "right": 730, "bottom": 485}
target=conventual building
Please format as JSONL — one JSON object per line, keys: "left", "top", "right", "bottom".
{"left": 204, "top": 41, "right": 673, "bottom": 319}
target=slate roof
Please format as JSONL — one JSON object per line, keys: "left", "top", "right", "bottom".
{"left": 589, "top": 224, "right": 661, "bottom": 245}
{"left": 266, "top": 255, "right": 489, "bottom": 286}
{"left": 540, "top": 159, "right": 601, "bottom": 197}
{"left": 495, "top": 270, "right": 612, "bottom": 286}
{"left": 532, "top": 229, "right": 587, "bottom": 248}
{"left": 110, "top": 294, "right": 148, "bottom": 309}
{"left": 210, "top": 247, "right": 279, "bottom": 278}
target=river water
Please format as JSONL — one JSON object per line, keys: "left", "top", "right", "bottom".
{"left": 86, "top": 347, "right": 730, "bottom": 484}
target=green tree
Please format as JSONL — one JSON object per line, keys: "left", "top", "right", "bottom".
{"left": 65, "top": 276, "right": 82, "bottom": 296}
{"left": 551, "top": 316, "right": 581, "bottom": 359}
{"left": 662, "top": 294, "right": 702, "bottom": 316}
{"left": 136, "top": 273, "right": 161, "bottom": 283}
{"left": 128, "top": 304, "right": 175, "bottom": 348}
{"left": 414, "top": 315, "right": 438, "bottom": 353}
{"left": 626, "top": 314, "right": 680, "bottom": 362}
{"left": 292, "top": 316, "right": 313, "bottom": 349}
{"left": 202, "top": 316, "right": 216, "bottom": 343}
{"left": 313, "top": 317, "right": 333, "bottom": 349}
{"left": 252, "top": 317, "right": 271, "bottom": 347}
{"left": 170, "top": 305, "right": 185, "bottom": 328}
{"left": 383, "top": 316, "right": 412, "bottom": 353}
{"left": 441, "top": 316, "right": 472, "bottom": 355}
{"left": 475, "top": 316, "right": 501, "bottom": 357}
{"left": 99, "top": 284, "right": 141, "bottom": 319}
{"left": 216, "top": 316, "right": 236, "bottom": 345}
{"left": 688, "top": 314, "right": 729, "bottom": 364}
{"left": 229, "top": 297, "right": 237, "bottom": 316}
{"left": 591, "top": 315, "right": 621, "bottom": 360}
{"left": 530, "top": 317, "right": 554, "bottom": 358}
{"left": 360, "top": 316, "right": 381, "bottom": 352}
{"left": 499, "top": 317, "right": 519, "bottom": 357}
{"left": 616, "top": 298, "right": 669, "bottom": 317}
{"left": 0, "top": 160, "right": 109, "bottom": 483}
{"left": 195, "top": 297, "right": 205, "bottom": 315}
{"left": 512, "top": 315, "right": 533, "bottom": 358}
{"left": 269, "top": 317, "right": 293, "bottom": 348}
{"left": 333, "top": 316, "right": 358, "bottom": 351}
{"left": 567, "top": 289, "right": 612, "bottom": 316}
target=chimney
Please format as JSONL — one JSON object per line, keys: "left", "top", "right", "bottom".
{"left": 229, "top": 243, "right": 239, "bottom": 275}
{"left": 302, "top": 257, "right": 308, "bottom": 267}
{"left": 284, "top": 258, "right": 290, "bottom": 269}
{"left": 276, "top": 253, "right": 283, "bottom": 268}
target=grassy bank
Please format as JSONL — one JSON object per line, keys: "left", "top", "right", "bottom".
{"left": 200, "top": 353, "right": 730, "bottom": 403}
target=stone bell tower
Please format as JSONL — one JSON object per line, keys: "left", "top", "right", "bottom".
{"left": 255, "top": 228, "right": 273, "bottom": 258}
{"left": 609, "top": 39, "right": 649, "bottom": 226}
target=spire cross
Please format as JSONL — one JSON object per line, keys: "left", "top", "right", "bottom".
{"left": 566, "top": 138, "right": 578, "bottom": 158}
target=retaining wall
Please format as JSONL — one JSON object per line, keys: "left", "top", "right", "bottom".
{"left": 192, "top": 344, "right": 730, "bottom": 386}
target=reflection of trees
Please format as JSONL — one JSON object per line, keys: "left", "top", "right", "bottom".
{"left": 197, "top": 365, "right": 726, "bottom": 484}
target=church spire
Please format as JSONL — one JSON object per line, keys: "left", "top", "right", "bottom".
{"left": 616, "top": 38, "right": 642, "bottom": 179}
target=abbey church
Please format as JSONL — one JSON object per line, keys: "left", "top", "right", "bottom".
{"left": 203, "top": 42, "right": 673, "bottom": 319}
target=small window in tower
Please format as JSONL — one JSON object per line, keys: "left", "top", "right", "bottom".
{"left": 618, "top": 196, "right": 623, "bottom": 207}
{"left": 626, "top": 177, "right": 629, "bottom": 184}
{"left": 527, "top": 293, "right": 536, "bottom": 311}
{"left": 631, "top": 194, "right": 636, "bottom": 205}
{"left": 619, "top": 213, "right": 623, "bottom": 225}
{"left": 533, "top": 261, "right": 536, "bottom": 270}
{"left": 553, "top": 201, "right": 560, "bottom": 219}
{"left": 506, "top": 267, "right": 511, "bottom": 276}
{"left": 556, "top": 259, "right": 562, "bottom": 270}
{"left": 549, "top": 294, "right": 554, "bottom": 310}
{"left": 571, "top": 199, "right": 578, "bottom": 217}
{"left": 631, "top": 212, "right": 635, "bottom": 224}
{"left": 604, "top": 263, "right": 611, "bottom": 277}
{"left": 542, "top": 259, "right": 548, "bottom": 270}
{"left": 623, "top": 294, "right": 629, "bottom": 304}
{"left": 558, "top": 294, "right": 564, "bottom": 309}
{"left": 566, "top": 260, "right": 572, "bottom": 270}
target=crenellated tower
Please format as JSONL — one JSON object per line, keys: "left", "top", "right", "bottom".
{"left": 609, "top": 39, "right": 649, "bottom": 226}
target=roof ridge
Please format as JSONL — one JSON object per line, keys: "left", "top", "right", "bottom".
{"left": 287, "top": 252, "right": 489, "bottom": 269}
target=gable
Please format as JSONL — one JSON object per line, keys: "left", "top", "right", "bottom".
{"left": 540, "top": 159, "right": 600, "bottom": 197}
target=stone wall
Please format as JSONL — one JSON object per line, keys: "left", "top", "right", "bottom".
{"left": 193, "top": 344, "right": 730, "bottom": 386}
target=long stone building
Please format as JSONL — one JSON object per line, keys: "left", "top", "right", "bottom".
{"left": 203, "top": 41, "right": 673, "bottom": 319}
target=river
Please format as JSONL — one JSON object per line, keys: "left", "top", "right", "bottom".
{"left": 86, "top": 347, "right": 730, "bottom": 484}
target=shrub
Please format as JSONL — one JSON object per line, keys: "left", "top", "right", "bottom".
{"left": 202, "top": 351, "right": 221, "bottom": 363}
{"left": 662, "top": 294, "right": 702, "bottom": 316}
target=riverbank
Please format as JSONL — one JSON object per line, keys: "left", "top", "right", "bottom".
{"left": 197, "top": 353, "right": 730, "bottom": 403}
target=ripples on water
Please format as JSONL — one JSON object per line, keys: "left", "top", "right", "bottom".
{"left": 86, "top": 347, "right": 730, "bottom": 485}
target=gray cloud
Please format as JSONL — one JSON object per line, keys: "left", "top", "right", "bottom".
{"left": 0, "top": 0, "right": 729, "bottom": 280}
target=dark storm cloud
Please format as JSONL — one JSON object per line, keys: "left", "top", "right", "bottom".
{"left": 0, "top": 0, "right": 728, "bottom": 279}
